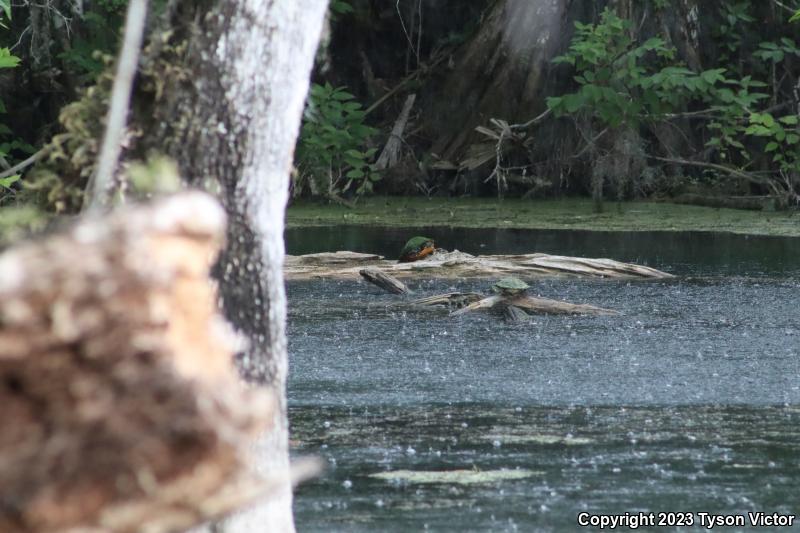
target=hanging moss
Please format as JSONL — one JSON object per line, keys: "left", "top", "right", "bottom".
{"left": 22, "top": 54, "right": 116, "bottom": 213}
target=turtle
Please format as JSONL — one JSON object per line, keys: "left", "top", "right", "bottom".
{"left": 492, "top": 277, "right": 530, "bottom": 296}
{"left": 399, "top": 236, "right": 435, "bottom": 263}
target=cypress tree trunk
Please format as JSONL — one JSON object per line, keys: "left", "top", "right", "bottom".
{"left": 127, "top": 1, "right": 329, "bottom": 530}
{"left": 426, "top": 0, "right": 704, "bottom": 169}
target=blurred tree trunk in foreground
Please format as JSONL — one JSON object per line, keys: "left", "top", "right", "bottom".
{"left": 126, "top": 1, "right": 330, "bottom": 530}
{"left": 0, "top": 193, "right": 276, "bottom": 532}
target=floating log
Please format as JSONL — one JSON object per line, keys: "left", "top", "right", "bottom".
{"left": 0, "top": 193, "right": 290, "bottom": 533}
{"left": 285, "top": 250, "right": 672, "bottom": 281}
{"left": 360, "top": 267, "right": 410, "bottom": 294}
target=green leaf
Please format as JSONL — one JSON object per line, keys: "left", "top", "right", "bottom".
{"left": 779, "top": 115, "right": 798, "bottom": 125}
{"left": 0, "top": 48, "right": 21, "bottom": 69}
{"left": 346, "top": 169, "right": 365, "bottom": 179}
{"left": 765, "top": 141, "right": 780, "bottom": 152}
{"left": 332, "top": 90, "right": 355, "bottom": 101}
{"left": 0, "top": 174, "right": 19, "bottom": 189}
{"left": 563, "top": 94, "right": 584, "bottom": 113}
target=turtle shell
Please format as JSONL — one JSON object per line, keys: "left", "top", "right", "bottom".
{"left": 399, "top": 236, "right": 435, "bottom": 262}
{"left": 492, "top": 277, "right": 530, "bottom": 295}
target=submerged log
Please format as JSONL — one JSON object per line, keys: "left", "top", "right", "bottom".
{"left": 450, "top": 293, "right": 618, "bottom": 317}
{"left": 404, "top": 292, "right": 484, "bottom": 309}
{"left": 285, "top": 250, "right": 672, "bottom": 281}
{"left": 504, "top": 305, "right": 530, "bottom": 322}
{"left": 360, "top": 267, "right": 410, "bottom": 294}
{"left": 0, "top": 193, "right": 290, "bottom": 533}
{"left": 404, "top": 291, "right": 617, "bottom": 317}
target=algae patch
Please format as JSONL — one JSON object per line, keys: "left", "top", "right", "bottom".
{"left": 483, "top": 434, "right": 594, "bottom": 445}
{"left": 287, "top": 197, "right": 800, "bottom": 237}
{"left": 369, "top": 469, "right": 539, "bottom": 485}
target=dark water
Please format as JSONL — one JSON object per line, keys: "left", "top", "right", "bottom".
{"left": 286, "top": 228, "right": 800, "bottom": 532}
{"left": 286, "top": 226, "right": 800, "bottom": 277}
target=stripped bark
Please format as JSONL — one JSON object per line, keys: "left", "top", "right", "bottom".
{"left": 0, "top": 193, "right": 278, "bottom": 533}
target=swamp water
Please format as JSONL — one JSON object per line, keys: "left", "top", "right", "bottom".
{"left": 285, "top": 228, "right": 800, "bottom": 532}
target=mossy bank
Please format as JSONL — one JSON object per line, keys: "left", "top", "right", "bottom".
{"left": 287, "top": 198, "right": 800, "bottom": 237}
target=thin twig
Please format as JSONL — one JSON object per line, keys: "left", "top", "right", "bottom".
{"left": 364, "top": 52, "right": 448, "bottom": 116}
{"left": 509, "top": 108, "right": 552, "bottom": 130}
{"left": 86, "top": 0, "right": 149, "bottom": 211}
{"left": 0, "top": 147, "right": 49, "bottom": 181}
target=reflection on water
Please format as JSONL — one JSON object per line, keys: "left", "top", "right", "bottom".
{"left": 286, "top": 226, "right": 800, "bottom": 277}
{"left": 286, "top": 228, "right": 800, "bottom": 531}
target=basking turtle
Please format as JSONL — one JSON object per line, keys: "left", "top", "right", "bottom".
{"left": 492, "top": 277, "right": 530, "bottom": 296}
{"left": 399, "top": 236, "right": 435, "bottom": 263}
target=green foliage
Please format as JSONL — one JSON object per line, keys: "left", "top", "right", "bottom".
{"left": 0, "top": 0, "right": 10, "bottom": 28}
{"left": 715, "top": 1, "right": 755, "bottom": 59}
{"left": 59, "top": 7, "right": 125, "bottom": 82}
{"left": 547, "top": 6, "right": 800, "bottom": 206}
{"left": 745, "top": 112, "right": 800, "bottom": 173}
{"left": 547, "top": 8, "right": 775, "bottom": 153}
{"left": 547, "top": 9, "right": 678, "bottom": 127}
{"left": 753, "top": 38, "right": 800, "bottom": 64}
{"left": 296, "top": 83, "right": 379, "bottom": 197}
{"left": 0, "top": 8, "right": 30, "bottom": 176}
{"left": 330, "top": 0, "right": 354, "bottom": 17}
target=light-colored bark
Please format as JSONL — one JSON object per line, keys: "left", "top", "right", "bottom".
{"left": 152, "top": 2, "right": 329, "bottom": 531}
{"left": 285, "top": 250, "right": 674, "bottom": 281}
{"left": 87, "top": 0, "right": 149, "bottom": 209}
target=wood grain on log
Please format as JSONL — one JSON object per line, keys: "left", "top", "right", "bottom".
{"left": 0, "top": 193, "right": 277, "bottom": 533}
{"left": 285, "top": 250, "right": 672, "bottom": 281}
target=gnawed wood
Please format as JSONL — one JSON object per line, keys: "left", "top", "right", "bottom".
{"left": 360, "top": 267, "right": 410, "bottom": 294}
{"left": 0, "top": 193, "right": 290, "bottom": 533}
{"left": 285, "top": 250, "right": 672, "bottom": 281}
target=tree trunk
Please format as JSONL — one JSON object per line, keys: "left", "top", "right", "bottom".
{"left": 425, "top": 0, "right": 705, "bottom": 188}
{"left": 127, "top": 1, "right": 329, "bottom": 530}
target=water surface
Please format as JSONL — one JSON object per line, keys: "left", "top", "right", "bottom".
{"left": 286, "top": 228, "right": 800, "bottom": 532}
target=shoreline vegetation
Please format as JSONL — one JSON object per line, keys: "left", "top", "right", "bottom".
{"left": 287, "top": 197, "right": 800, "bottom": 237}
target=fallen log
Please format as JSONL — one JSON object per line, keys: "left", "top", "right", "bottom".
{"left": 360, "top": 267, "right": 410, "bottom": 294}
{"left": 0, "top": 193, "right": 290, "bottom": 533}
{"left": 285, "top": 250, "right": 672, "bottom": 281}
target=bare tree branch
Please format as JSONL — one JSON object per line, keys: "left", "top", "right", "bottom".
{"left": 86, "top": 0, "right": 149, "bottom": 211}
